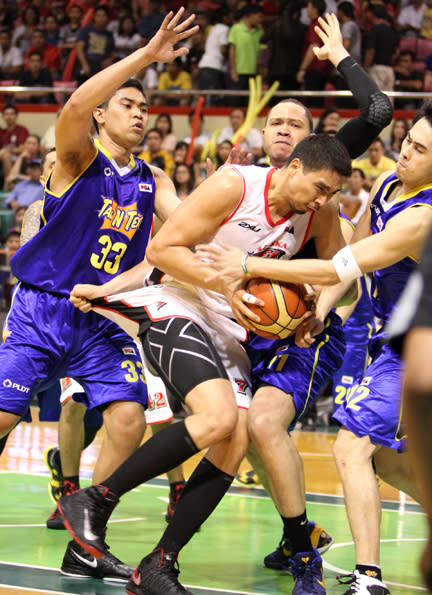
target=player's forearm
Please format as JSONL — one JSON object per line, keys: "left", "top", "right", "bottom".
{"left": 100, "top": 259, "right": 153, "bottom": 297}
{"left": 147, "top": 243, "right": 227, "bottom": 295}
{"left": 67, "top": 45, "right": 162, "bottom": 115}
{"left": 315, "top": 280, "right": 358, "bottom": 322}
{"left": 245, "top": 256, "right": 340, "bottom": 285}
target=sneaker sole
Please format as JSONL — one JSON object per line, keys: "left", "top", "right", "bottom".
{"left": 60, "top": 569, "right": 94, "bottom": 579}
{"left": 46, "top": 521, "right": 66, "bottom": 530}
{"left": 317, "top": 537, "right": 334, "bottom": 556}
{"left": 103, "top": 576, "right": 131, "bottom": 583}
{"left": 57, "top": 502, "right": 105, "bottom": 560}
{"left": 61, "top": 569, "right": 130, "bottom": 582}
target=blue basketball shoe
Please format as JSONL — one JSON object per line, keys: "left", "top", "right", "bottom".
{"left": 264, "top": 521, "right": 333, "bottom": 571}
{"left": 291, "top": 547, "right": 326, "bottom": 594}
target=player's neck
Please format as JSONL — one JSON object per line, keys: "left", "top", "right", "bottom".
{"left": 97, "top": 134, "right": 132, "bottom": 167}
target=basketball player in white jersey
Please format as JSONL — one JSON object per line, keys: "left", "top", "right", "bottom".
{"left": 60, "top": 133, "right": 351, "bottom": 595}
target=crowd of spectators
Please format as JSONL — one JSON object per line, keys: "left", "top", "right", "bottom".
{"left": 0, "top": 0, "right": 431, "bottom": 253}
{"left": 0, "top": 0, "right": 428, "bottom": 107}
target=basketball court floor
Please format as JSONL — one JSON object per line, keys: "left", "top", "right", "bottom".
{"left": 0, "top": 413, "right": 428, "bottom": 595}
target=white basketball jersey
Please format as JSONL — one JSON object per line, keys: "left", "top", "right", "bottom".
{"left": 197, "top": 164, "right": 315, "bottom": 318}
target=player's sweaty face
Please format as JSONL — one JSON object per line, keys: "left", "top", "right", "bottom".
{"left": 105, "top": 87, "right": 149, "bottom": 144}
{"left": 262, "top": 103, "right": 311, "bottom": 168}
{"left": 288, "top": 168, "right": 343, "bottom": 214}
{"left": 397, "top": 118, "right": 432, "bottom": 189}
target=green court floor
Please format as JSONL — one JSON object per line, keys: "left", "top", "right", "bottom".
{"left": 0, "top": 471, "right": 428, "bottom": 594}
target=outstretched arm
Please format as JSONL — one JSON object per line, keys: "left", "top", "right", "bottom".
{"left": 311, "top": 14, "right": 394, "bottom": 159}
{"left": 197, "top": 205, "right": 432, "bottom": 287}
{"left": 54, "top": 8, "right": 198, "bottom": 183}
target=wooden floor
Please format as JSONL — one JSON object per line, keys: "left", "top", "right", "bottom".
{"left": 0, "top": 413, "right": 413, "bottom": 502}
{"left": 0, "top": 413, "right": 426, "bottom": 595}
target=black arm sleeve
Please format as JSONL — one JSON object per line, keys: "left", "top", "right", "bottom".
{"left": 335, "top": 56, "right": 393, "bottom": 159}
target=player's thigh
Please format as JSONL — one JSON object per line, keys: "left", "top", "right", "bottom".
{"left": 68, "top": 331, "right": 148, "bottom": 409}
{"left": 0, "top": 340, "right": 54, "bottom": 417}
{"left": 141, "top": 316, "right": 230, "bottom": 406}
{"left": 251, "top": 312, "right": 345, "bottom": 427}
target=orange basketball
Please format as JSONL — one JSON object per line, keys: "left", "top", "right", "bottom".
{"left": 245, "top": 278, "right": 308, "bottom": 339}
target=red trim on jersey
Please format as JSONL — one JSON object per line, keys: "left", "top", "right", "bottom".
{"left": 298, "top": 212, "right": 315, "bottom": 251}
{"left": 264, "top": 168, "right": 293, "bottom": 226}
{"left": 220, "top": 166, "right": 246, "bottom": 226}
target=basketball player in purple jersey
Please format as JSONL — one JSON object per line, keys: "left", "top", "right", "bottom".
{"left": 0, "top": 6, "right": 198, "bottom": 582}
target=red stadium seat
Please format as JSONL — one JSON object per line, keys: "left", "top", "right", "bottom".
{"left": 416, "top": 38, "right": 432, "bottom": 61}
{"left": 399, "top": 37, "right": 418, "bottom": 55}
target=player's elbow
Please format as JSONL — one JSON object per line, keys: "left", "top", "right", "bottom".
{"left": 145, "top": 238, "right": 160, "bottom": 268}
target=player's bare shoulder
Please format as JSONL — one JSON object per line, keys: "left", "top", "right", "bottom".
{"left": 150, "top": 164, "right": 176, "bottom": 191}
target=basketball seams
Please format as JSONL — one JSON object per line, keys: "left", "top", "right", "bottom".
{"left": 246, "top": 277, "right": 307, "bottom": 339}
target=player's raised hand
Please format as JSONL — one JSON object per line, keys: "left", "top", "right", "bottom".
{"left": 313, "top": 13, "right": 349, "bottom": 66}
{"left": 70, "top": 283, "right": 101, "bottom": 313}
{"left": 145, "top": 7, "right": 199, "bottom": 64}
{"left": 205, "top": 148, "right": 252, "bottom": 178}
{"left": 196, "top": 241, "right": 247, "bottom": 282}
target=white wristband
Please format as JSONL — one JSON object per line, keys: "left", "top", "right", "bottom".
{"left": 332, "top": 245, "right": 362, "bottom": 283}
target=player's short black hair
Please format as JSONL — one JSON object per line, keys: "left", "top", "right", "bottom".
{"left": 284, "top": 133, "right": 352, "bottom": 178}
{"left": 413, "top": 101, "right": 432, "bottom": 129}
{"left": 99, "top": 78, "right": 146, "bottom": 109}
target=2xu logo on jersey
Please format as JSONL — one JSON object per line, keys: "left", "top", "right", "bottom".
{"left": 3, "top": 378, "right": 30, "bottom": 393}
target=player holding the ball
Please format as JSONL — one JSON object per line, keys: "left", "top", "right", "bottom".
{"left": 200, "top": 104, "right": 432, "bottom": 595}
{"left": 61, "top": 13, "right": 393, "bottom": 595}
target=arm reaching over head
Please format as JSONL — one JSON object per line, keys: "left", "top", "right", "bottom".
{"left": 312, "top": 14, "right": 393, "bottom": 158}
{"left": 53, "top": 8, "right": 198, "bottom": 191}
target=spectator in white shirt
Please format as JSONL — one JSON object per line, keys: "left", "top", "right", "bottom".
{"left": 113, "top": 15, "right": 141, "bottom": 60}
{"left": 198, "top": 7, "right": 233, "bottom": 106}
{"left": 397, "top": 0, "right": 425, "bottom": 37}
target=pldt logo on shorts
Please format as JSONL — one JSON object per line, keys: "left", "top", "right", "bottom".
{"left": 3, "top": 379, "right": 30, "bottom": 393}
